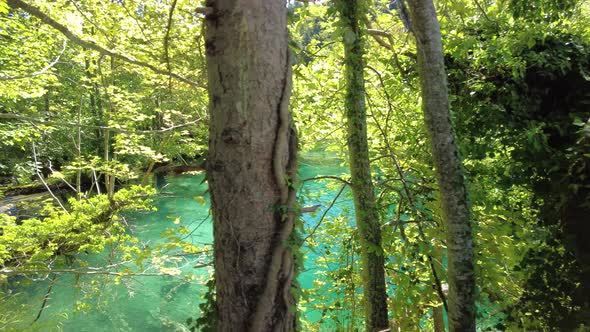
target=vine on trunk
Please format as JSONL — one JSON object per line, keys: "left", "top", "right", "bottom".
{"left": 249, "top": 48, "right": 299, "bottom": 332}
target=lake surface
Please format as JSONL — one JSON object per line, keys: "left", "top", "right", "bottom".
{"left": 3, "top": 154, "right": 354, "bottom": 331}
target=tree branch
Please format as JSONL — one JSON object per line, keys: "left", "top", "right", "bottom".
{"left": 194, "top": 7, "right": 213, "bottom": 15}
{"left": 365, "top": 19, "right": 395, "bottom": 49}
{"left": 6, "top": 0, "right": 203, "bottom": 88}
{"left": 367, "top": 30, "right": 393, "bottom": 50}
{"left": 301, "top": 175, "right": 352, "bottom": 186}
{"left": 0, "top": 268, "right": 188, "bottom": 277}
{"left": 0, "top": 40, "right": 66, "bottom": 81}
{"left": 302, "top": 184, "right": 347, "bottom": 244}
{"left": 32, "top": 142, "right": 69, "bottom": 214}
{"left": 366, "top": 87, "right": 448, "bottom": 314}
{"left": 32, "top": 273, "right": 56, "bottom": 323}
{"left": 68, "top": 0, "right": 114, "bottom": 45}
{"left": 365, "top": 23, "right": 410, "bottom": 80}
{"left": 163, "top": 0, "right": 179, "bottom": 89}
{"left": 0, "top": 113, "right": 203, "bottom": 134}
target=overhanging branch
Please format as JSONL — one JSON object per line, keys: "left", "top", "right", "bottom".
{"left": 6, "top": 0, "right": 204, "bottom": 88}
{"left": 0, "top": 113, "right": 204, "bottom": 134}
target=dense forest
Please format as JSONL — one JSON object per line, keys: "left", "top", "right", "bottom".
{"left": 1, "top": 0, "right": 589, "bottom": 331}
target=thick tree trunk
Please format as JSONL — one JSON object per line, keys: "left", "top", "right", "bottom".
{"left": 337, "top": 1, "right": 389, "bottom": 330}
{"left": 204, "top": 1, "right": 297, "bottom": 331}
{"left": 406, "top": 1, "right": 476, "bottom": 331}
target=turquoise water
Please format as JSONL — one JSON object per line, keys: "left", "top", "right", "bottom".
{"left": 4, "top": 173, "right": 213, "bottom": 331}
{"left": 4, "top": 157, "right": 354, "bottom": 331}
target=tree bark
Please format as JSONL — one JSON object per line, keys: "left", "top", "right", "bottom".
{"left": 204, "top": 1, "right": 297, "bottom": 331}
{"left": 433, "top": 305, "right": 445, "bottom": 332}
{"left": 337, "top": 1, "right": 389, "bottom": 330}
{"left": 406, "top": 0, "right": 476, "bottom": 331}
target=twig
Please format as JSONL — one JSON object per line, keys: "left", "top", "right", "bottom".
{"left": 302, "top": 184, "right": 347, "bottom": 244}
{"left": 32, "top": 273, "right": 56, "bottom": 324}
{"left": 473, "top": 0, "right": 494, "bottom": 23}
{"left": 180, "top": 214, "right": 211, "bottom": 241}
{"left": 32, "top": 142, "right": 69, "bottom": 214}
{"left": 365, "top": 86, "right": 448, "bottom": 313}
{"left": 48, "top": 161, "right": 77, "bottom": 193}
{"left": 0, "top": 113, "right": 203, "bottom": 134}
{"left": 301, "top": 175, "right": 352, "bottom": 186}
{"left": 120, "top": 1, "right": 156, "bottom": 48}
{"left": 93, "top": 169, "right": 101, "bottom": 195}
{"left": 0, "top": 40, "right": 66, "bottom": 81}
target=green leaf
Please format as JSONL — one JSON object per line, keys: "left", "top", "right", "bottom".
{"left": 0, "top": 1, "right": 9, "bottom": 14}
{"left": 194, "top": 196, "right": 206, "bottom": 206}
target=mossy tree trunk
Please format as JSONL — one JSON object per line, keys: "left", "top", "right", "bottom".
{"left": 337, "top": 0, "right": 389, "bottom": 330}
{"left": 406, "top": 0, "right": 476, "bottom": 331}
{"left": 204, "top": 1, "right": 298, "bottom": 331}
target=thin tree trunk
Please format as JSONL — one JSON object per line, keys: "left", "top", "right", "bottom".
{"left": 433, "top": 245, "right": 446, "bottom": 332}
{"left": 204, "top": 1, "right": 297, "bottom": 331}
{"left": 76, "top": 97, "right": 82, "bottom": 196}
{"left": 406, "top": 0, "right": 476, "bottom": 331}
{"left": 337, "top": 1, "right": 389, "bottom": 330}
{"left": 433, "top": 305, "right": 445, "bottom": 332}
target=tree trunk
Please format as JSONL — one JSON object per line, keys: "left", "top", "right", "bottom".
{"left": 406, "top": 1, "right": 476, "bottom": 331}
{"left": 433, "top": 245, "right": 446, "bottom": 332}
{"left": 433, "top": 305, "right": 445, "bottom": 332}
{"left": 204, "top": 1, "right": 298, "bottom": 331}
{"left": 337, "top": 1, "right": 389, "bottom": 330}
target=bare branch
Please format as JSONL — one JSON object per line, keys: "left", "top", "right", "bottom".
{"left": 32, "top": 142, "right": 69, "bottom": 214}
{"left": 302, "top": 184, "right": 347, "bottom": 244}
{"left": 301, "top": 175, "right": 352, "bottom": 186}
{"left": 366, "top": 19, "right": 395, "bottom": 49}
{"left": 0, "top": 40, "right": 66, "bottom": 81}
{"left": 367, "top": 28, "right": 393, "bottom": 39}
{"left": 6, "top": 0, "right": 203, "bottom": 88}
{"left": 32, "top": 273, "right": 56, "bottom": 323}
{"left": 368, "top": 32, "right": 393, "bottom": 50}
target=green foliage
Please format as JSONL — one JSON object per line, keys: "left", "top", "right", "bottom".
{"left": 506, "top": 227, "right": 583, "bottom": 330}
{"left": 444, "top": 3, "right": 590, "bottom": 328}
{"left": 0, "top": 185, "right": 155, "bottom": 269}
{"left": 187, "top": 277, "right": 217, "bottom": 332}
{"left": 1, "top": 0, "right": 589, "bottom": 330}
{"left": 291, "top": 0, "right": 590, "bottom": 329}
{"left": 509, "top": 0, "right": 577, "bottom": 21}
{"left": 0, "top": 0, "right": 209, "bottom": 186}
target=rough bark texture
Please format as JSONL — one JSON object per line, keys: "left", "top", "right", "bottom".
{"left": 204, "top": 1, "right": 297, "bottom": 331}
{"left": 406, "top": 0, "right": 476, "bottom": 331}
{"left": 338, "top": 1, "right": 389, "bottom": 330}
